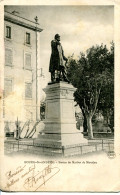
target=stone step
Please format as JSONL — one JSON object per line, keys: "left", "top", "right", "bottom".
{"left": 38, "top": 133, "right": 61, "bottom": 140}
{"left": 23, "top": 146, "right": 63, "bottom": 156}
{"left": 34, "top": 139, "right": 62, "bottom": 148}
{"left": 18, "top": 144, "right": 100, "bottom": 157}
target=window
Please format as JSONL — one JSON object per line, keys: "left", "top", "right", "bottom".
{"left": 25, "top": 82, "right": 32, "bottom": 99}
{"left": 25, "top": 53, "right": 31, "bottom": 70}
{"left": 6, "top": 26, "right": 11, "bottom": 39}
{"left": 26, "top": 32, "right": 30, "bottom": 44}
{"left": 4, "top": 79, "right": 12, "bottom": 97}
{"left": 5, "top": 48, "right": 13, "bottom": 66}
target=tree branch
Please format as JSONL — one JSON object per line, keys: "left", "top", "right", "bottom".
{"left": 84, "top": 98, "right": 89, "bottom": 116}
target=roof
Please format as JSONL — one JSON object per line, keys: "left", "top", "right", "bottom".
{"left": 4, "top": 11, "right": 43, "bottom": 32}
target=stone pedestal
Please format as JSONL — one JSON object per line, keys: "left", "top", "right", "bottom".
{"left": 37, "top": 82, "right": 87, "bottom": 150}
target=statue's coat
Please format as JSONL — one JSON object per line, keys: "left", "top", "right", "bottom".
{"left": 49, "top": 40, "right": 67, "bottom": 73}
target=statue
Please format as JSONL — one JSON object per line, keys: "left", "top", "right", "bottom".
{"left": 49, "top": 34, "right": 69, "bottom": 83}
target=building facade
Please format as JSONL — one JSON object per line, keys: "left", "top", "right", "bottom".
{"left": 4, "top": 11, "right": 43, "bottom": 136}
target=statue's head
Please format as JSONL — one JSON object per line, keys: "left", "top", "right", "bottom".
{"left": 55, "top": 34, "right": 60, "bottom": 41}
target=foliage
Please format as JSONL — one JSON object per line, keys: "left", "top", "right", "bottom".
{"left": 97, "top": 42, "right": 114, "bottom": 131}
{"left": 67, "top": 42, "right": 114, "bottom": 138}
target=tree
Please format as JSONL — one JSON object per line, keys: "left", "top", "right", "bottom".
{"left": 97, "top": 83, "right": 114, "bottom": 132}
{"left": 97, "top": 43, "right": 114, "bottom": 131}
{"left": 67, "top": 43, "right": 114, "bottom": 139}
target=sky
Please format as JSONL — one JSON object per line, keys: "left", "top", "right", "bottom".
{"left": 5, "top": 5, "right": 114, "bottom": 83}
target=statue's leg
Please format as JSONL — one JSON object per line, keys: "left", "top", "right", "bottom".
{"left": 51, "top": 71, "right": 55, "bottom": 82}
{"left": 55, "top": 70, "right": 60, "bottom": 82}
{"left": 59, "top": 66, "right": 63, "bottom": 81}
{"left": 61, "top": 66, "right": 66, "bottom": 80}
{"left": 55, "top": 70, "right": 57, "bottom": 80}
{"left": 61, "top": 66, "right": 69, "bottom": 82}
{"left": 58, "top": 71, "right": 60, "bottom": 80}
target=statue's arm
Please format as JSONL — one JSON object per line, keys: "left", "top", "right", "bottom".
{"left": 51, "top": 40, "right": 59, "bottom": 49}
{"left": 62, "top": 48, "right": 68, "bottom": 62}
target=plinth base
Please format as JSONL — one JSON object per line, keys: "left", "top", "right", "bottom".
{"left": 35, "top": 130, "right": 87, "bottom": 147}
{"left": 36, "top": 82, "right": 88, "bottom": 156}
{"left": 34, "top": 133, "right": 90, "bottom": 157}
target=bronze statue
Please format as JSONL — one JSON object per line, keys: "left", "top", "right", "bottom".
{"left": 49, "top": 34, "right": 69, "bottom": 83}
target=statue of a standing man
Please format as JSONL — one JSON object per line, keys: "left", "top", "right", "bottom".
{"left": 49, "top": 34, "right": 69, "bottom": 82}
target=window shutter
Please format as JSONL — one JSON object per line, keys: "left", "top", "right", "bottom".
{"left": 25, "top": 83, "right": 32, "bottom": 98}
{"left": 5, "top": 48, "right": 13, "bottom": 66}
{"left": 4, "top": 79, "right": 12, "bottom": 97}
{"left": 25, "top": 53, "right": 31, "bottom": 69}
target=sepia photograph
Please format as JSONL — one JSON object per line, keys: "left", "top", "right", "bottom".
{"left": 0, "top": 1, "right": 119, "bottom": 192}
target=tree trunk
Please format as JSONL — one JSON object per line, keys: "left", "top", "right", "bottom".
{"left": 83, "top": 114, "right": 87, "bottom": 133}
{"left": 87, "top": 116, "right": 93, "bottom": 139}
{"left": 81, "top": 109, "right": 87, "bottom": 133}
{"left": 83, "top": 117, "right": 87, "bottom": 132}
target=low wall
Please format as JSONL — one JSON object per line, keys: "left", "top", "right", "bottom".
{"left": 93, "top": 132, "right": 114, "bottom": 138}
